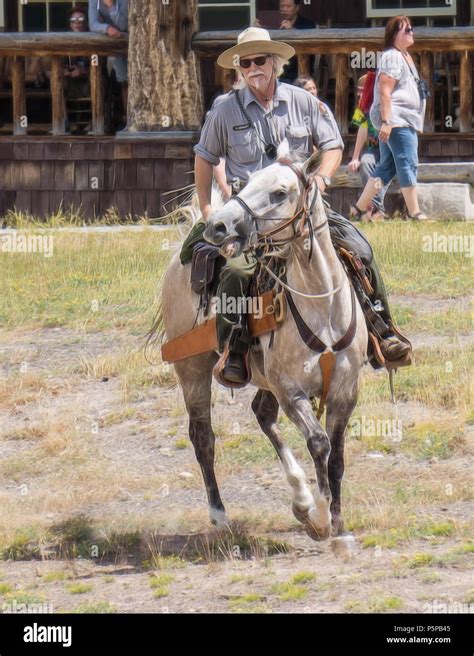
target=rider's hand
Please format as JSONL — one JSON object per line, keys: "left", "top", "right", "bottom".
{"left": 201, "top": 205, "right": 213, "bottom": 222}
{"left": 378, "top": 123, "right": 392, "bottom": 143}
{"left": 348, "top": 159, "right": 361, "bottom": 172}
{"left": 280, "top": 20, "right": 293, "bottom": 29}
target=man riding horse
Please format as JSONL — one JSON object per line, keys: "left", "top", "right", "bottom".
{"left": 180, "top": 27, "right": 411, "bottom": 386}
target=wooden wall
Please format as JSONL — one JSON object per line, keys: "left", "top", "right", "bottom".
{"left": 1, "top": 133, "right": 473, "bottom": 221}
{"left": 0, "top": 137, "right": 195, "bottom": 219}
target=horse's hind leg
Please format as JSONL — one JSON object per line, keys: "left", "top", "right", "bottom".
{"left": 325, "top": 395, "right": 358, "bottom": 536}
{"left": 251, "top": 390, "right": 316, "bottom": 534}
{"left": 174, "top": 353, "right": 228, "bottom": 528}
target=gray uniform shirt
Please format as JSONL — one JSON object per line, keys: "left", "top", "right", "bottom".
{"left": 370, "top": 48, "right": 425, "bottom": 133}
{"left": 194, "top": 82, "right": 344, "bottom": 189}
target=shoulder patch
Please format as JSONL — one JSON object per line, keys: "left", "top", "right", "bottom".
{"left": 318, "top": 101, "right": 329, "bottom": 116}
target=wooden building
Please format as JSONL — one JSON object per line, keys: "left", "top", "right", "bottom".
{"left": 0, "top": 0, "right": 473, "bottom": 219}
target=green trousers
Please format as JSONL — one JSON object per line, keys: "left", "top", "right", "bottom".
{"left": 180, "top": 213, "right": 391, "bottom": 351}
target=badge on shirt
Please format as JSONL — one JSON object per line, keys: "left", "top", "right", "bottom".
{"left": 233, "top": 122, "right": 251, "bottom": 131}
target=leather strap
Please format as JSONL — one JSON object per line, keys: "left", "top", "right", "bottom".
{"left": 285, "top": 282, "right": 358, "bottom": 422}
{"left": 285, "top": 282, "right": 357, "bottom": 354}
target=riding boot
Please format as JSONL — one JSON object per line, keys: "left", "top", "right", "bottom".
{"left": 325, "top": 204, "right": 412, "bottom": 369}
{"left": 214, "top": 320, "right": 251, "bottom": 387}
{"left": 364, "top": 258, "right": 412, "bottom": 367}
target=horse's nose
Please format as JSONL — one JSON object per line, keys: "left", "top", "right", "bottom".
{"left": 207, "top": 221, "right": 228, "bottom": 245}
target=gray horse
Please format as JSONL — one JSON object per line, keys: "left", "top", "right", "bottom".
{"left": 160, "top": 142, "right": 368, "bottom": 541}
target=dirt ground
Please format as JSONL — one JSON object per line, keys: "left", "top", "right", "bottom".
{"left": 0, "top": 297, "right": 472, "bottom": 614}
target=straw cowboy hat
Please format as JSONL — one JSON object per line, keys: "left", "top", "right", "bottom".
{"left": 217, "top": 27, "right": 295, "bottom": 69}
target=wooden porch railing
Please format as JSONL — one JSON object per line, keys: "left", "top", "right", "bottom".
{"left": 0, "top": 33, "right": 127, "bottom": 136}
{"left": 192, "top": 26, "right": 474, "bottom": 135}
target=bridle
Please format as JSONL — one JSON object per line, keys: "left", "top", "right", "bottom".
{"left": 231, "top": 157, "right": 327, "bottom": 250}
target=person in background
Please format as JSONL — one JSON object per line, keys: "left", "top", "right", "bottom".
{"left": 64, "top": 5, "right": 90, "bottom": 98}
{"left": 277, "top": 0, "right": 315, "bottom": 83}
{"left": 294, "top": 75, "right": 318, "bottom": 97}
{"left": 349, "top": 72, "right": 392, "bottom": 221}
{"left": 88, "top": 0, "right": 128, "bottom": 127}
{"left": 351, "top": 15, "right": 427, "bottom": 221}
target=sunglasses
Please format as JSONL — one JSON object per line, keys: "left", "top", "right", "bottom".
{"left": 402, "top": 26, "right": 413, "bottom": 34}
{"left": 70, "top": 16, "right": 86, "bottom": 22}
{"left": 239, "top": 55, "right": 270, "bottom": 69}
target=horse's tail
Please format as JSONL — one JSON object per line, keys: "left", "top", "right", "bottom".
{"left": 143, "top": 302, "right": 165, "bottom": 365}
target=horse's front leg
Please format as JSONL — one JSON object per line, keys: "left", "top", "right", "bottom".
{"left": 252, "top": 390, "right": 316, "bottom": 533}
{"left": 279, "top": 392, "right": 332, "bottom": 540}
{"left": 325, "top": 395, "right": 358, "bottom": 536}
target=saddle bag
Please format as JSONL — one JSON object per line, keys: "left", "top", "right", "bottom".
{"left": 190, "top": 242, "right": 224, "bottom": 296}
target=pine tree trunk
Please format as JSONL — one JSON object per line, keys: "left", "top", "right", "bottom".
{"left": 127, "top": 0, "right": 203, "bottom": 131}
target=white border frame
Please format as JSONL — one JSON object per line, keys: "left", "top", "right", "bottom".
{"left": 366, "top": 0, "right": 457, "bottom": 18}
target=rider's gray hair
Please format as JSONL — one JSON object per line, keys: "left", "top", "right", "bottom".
{"left": 234, "top": 54, "right": 289, "bottom": 89}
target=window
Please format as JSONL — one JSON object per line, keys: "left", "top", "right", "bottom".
{"left": 198, "top": 0, "right": 256, "bottom": 31}
{"left": 19, "top": 0, "right": 77, "bottom": 32}
{"left": 367, "top": 0, "right": 457, "bottom": 18}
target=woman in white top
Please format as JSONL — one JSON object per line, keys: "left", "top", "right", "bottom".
{"left": 351, "top": 16, "right": 427, "bottom": 220}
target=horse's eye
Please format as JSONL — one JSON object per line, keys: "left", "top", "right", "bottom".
{"left": 270, "top": 190, "right": 287, "bottom": 203}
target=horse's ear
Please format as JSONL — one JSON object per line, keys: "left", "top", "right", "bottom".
{"left": 276, "top": 138, "right": 290, "bottom": 160}
{"left": 302, "top": 149, "right": 323, "bottom": 177}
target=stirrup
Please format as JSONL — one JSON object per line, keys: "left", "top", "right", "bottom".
{"left": 368, "top": 326, "right": 413, "bottom": 371}
{"left": 213, "top": 325, "right": 251, "bottom": 389}
{"left": 213, "top": 344, "right": 251, "bottom": 389}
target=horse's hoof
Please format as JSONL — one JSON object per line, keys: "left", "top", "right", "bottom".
{"left": 292, "top": 504, "right": 310, "bottom": 524}
{"left": 292, "top": 503, "right": 331, "bottom": 541}
{"left": 308, "top": 502, "right": 331, "bottom": 531}
{"left": 330, "top": 534, "right": 357, "bottom": 560}
{"left": 209, "top": 508, "right": 230, "bottom": 529}
{"left": 303, "top": 522, "right": 330, "bottom": 541}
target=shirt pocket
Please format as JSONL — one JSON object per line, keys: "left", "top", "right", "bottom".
{"left": 229, "top": 131, "right": 258, "bottom": 164}
{"left": 285, "top": 124, "right": 311, "bottom": 155}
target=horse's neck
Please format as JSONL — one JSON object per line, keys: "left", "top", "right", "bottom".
{"left": 287, "top": 223, "right": 345, "bottom": 300}
{"left": 285, "top": 219, "right": 353, "bottom": 341}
